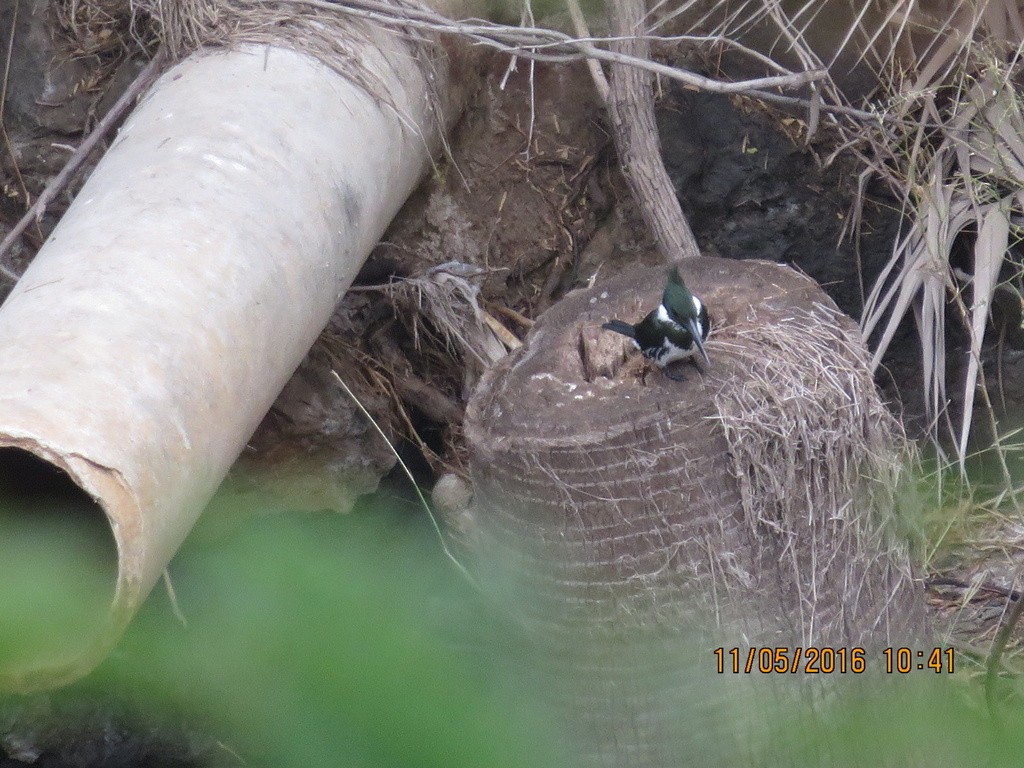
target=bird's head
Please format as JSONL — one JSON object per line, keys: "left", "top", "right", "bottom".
{"left": 663, "top": 267, "right": 699, "bottom": 321}
{"left": 664, "top": 267, "right": 710, "bottom": 365}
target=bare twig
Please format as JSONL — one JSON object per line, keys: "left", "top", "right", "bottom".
{"left": 0, "top": 0, "right": 17, "bottom": 115}
{"left": 162, "top": 568, "right": 188, "bottom": 627}
{"left": 484, "top": 299, "right": 535, "bottom": 329}
{"left": 0, "top": 49, "right": 167, "bottom": 281}
{"left": 0, "top": 0, "right": 40, "bottom": 247}
{"left": 927, "top": 575, "right": 1021, "bottom": 602}
{"left": 564, "top": 0, "right": 609, "bottom": 102}
{"left": 275, "top": 0, "right": 825, "bottom": 93}
{"left": 480, "top": 309, "right": 521, "bottom": 349}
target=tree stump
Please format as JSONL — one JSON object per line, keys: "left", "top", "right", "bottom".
{"left": 464, "top": 255, "right": 928, "bottom": 766}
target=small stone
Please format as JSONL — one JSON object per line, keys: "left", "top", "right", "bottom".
{"left": 431, "top": 473, "right": 473, "bottom": 516}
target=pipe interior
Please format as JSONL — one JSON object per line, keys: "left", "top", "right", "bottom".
{"left": 0, "top": 448, "right": 119, "bottom": 679}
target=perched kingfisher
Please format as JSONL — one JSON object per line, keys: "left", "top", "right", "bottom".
{"left": 602, "top": 267, "right": 711, "bottom": 380}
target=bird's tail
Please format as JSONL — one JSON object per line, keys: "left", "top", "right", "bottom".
{"left": 602, "top": 319, "right": 636, "bottom": 338}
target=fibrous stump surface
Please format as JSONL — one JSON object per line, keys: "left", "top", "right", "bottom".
{"left": 466, "top": 256, "right": 930, "bottom": 766}
{"left": 466, "top": 256, "right": 927, "bottom": 648}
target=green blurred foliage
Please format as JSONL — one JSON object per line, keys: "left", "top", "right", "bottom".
{"left": 3, "top": 488, "right": 1024, "bottom": 766}
{"left": 2, "top": 500, "right": 566, "bottom": 767}
{"left": 111, "top": 507, "right": 567, "bottom": 768}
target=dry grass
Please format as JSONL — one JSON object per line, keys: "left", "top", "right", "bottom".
{"left": 379, "top": 262, "right": 510, "bottom": 371}
{"left": 655, "top": 1, "right": 1024, "bottom": 481}
{"left": 860, "top": 60, "right": 1024, "bottom": 474}
{"left": 56, "top": 0, "right": 451, "bottom": 143}
{"left": 56, "top": 0, "right": 828, "bottom": 98}
{"left": 713, "top": 301, "right": 921, "bottom": 641}
{"left": 694, "top": 0, "right": 1024, "bottom": 682}
{"left": 715, "top": 302, "right": 909, "bottom": 537}
{"left": 329, "top": 262, "right": 515, "bottom": 477}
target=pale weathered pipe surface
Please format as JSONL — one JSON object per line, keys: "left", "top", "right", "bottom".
{"left": 0, "top": 38, "right": 434, "bottom": 688}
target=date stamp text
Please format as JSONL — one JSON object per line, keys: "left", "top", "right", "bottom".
{"left": 712, "top": 646, "right": 955, "bottom": 674}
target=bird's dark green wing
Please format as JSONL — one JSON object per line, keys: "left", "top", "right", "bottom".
{"left": 663, "top": 267, "right": 698, "bottom": 321}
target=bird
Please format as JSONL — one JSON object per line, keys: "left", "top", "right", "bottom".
{"left": 601, "top": 267, "right": 711, "bottom": 380}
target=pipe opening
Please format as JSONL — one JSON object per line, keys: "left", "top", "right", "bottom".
{"left": 0, "top": 448, "right": 119, "bottom": 682}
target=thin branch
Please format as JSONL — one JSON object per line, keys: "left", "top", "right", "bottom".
{"left": 745, "top": 87, "right": 897, "bottom": 123}
{"left": 0, "top": 0, "right": 39, "bottom": 246}
{"left": 315, "top": 0, "right": 974, "bottom": 128}
{"left": 0, "top": 0, "right": 16, "bottom": 117}
{"left": 564, "top": 0, "right": 609, "bottom": 102}
{"left": 276, "top": 0, "right": 826, "bottom": 93}
{"left": 162, "top": 568, "right": 188, "bottom": 627}
{"left": 0, "top": 49, "right": 167, "bottom": 281}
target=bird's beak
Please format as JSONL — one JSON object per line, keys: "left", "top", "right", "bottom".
{"left": 686, "top": 318, "right": 711, "bottom": 366}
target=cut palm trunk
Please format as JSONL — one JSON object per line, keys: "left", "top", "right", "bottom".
{"left": 465, "top": 256, "right": 929, "bottom": 766}
{"left": 0, "top": 23, "right": 451, "bottom": 689}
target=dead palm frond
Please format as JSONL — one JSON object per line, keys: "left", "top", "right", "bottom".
{"left": 861, "top": 61, "right": 1024, "bottom": 472}
{"left": 655, "top": 0, "right": 1024, "bottom": 477}
{"left": 385, "top": 261, "right": 509, "bottom": 369}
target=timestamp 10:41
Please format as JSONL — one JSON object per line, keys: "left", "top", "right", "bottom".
{"left": 883, "top": 647, "right": 955, "bottom": 674}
